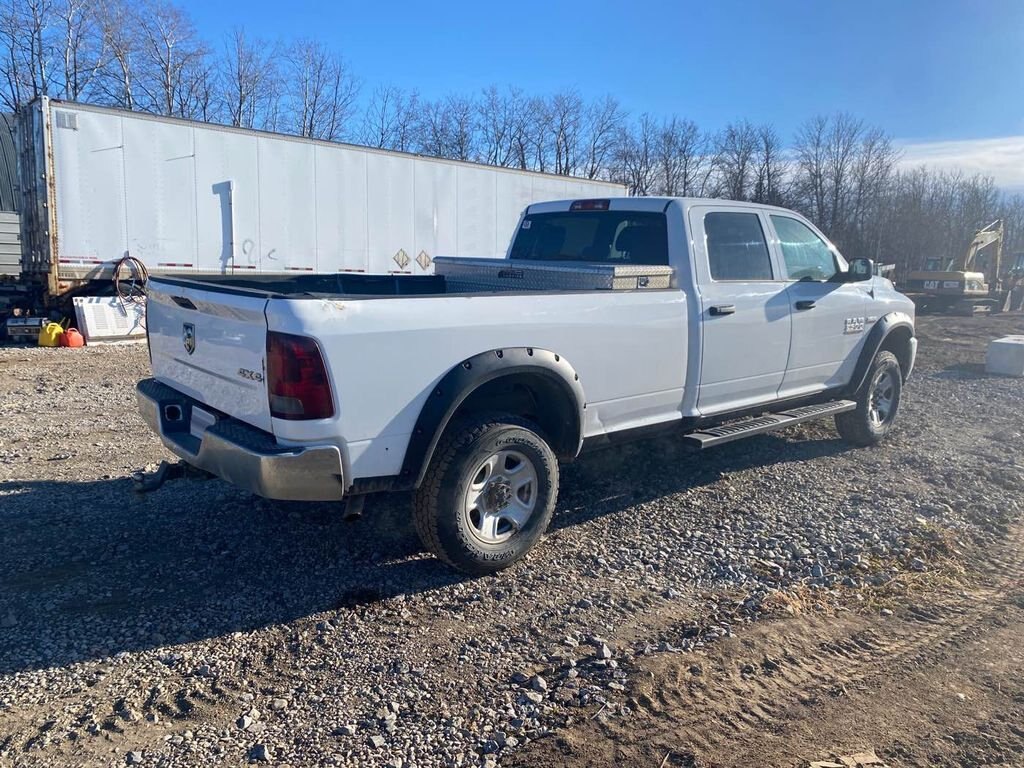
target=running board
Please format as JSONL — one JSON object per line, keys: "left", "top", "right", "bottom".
{"left": 683, "top": 400, "right": 856, "bottom": 450}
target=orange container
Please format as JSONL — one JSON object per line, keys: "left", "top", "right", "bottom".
{"left": 60, "top": 328, "right": 85, "bottom": 348}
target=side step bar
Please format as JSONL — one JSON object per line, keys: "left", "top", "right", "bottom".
{"left": 683, "top": 400, "right": 856, "bottom": 450}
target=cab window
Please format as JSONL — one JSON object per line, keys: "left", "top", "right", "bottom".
{"left": 509, "top": 211, "right": 668, "bottom": 265}
{"left": 771, "top": 215, "right": 841, "bottom": 281}
{"left": 704, "top": 212, "right": 773, "bottom": 281}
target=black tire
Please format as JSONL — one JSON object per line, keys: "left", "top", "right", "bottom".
{"left": 835, "top": 350, "right": 902, "bottom": 447}
{"left": 413, "top": 414, "right": 558, "bottom": 575}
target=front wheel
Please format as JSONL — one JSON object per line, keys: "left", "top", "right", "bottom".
{"left": 835, "top": 350, "right": 903, "bottom": 447}
{"left": 413, "top": 415, "right": 558, "bottom": 575}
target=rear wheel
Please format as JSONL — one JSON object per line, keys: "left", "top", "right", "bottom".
{"left": 835, "top": 350, "right": 902, "bottom": 447}
{"left": 413, "top": 415, "right": 558, "bottom": 575}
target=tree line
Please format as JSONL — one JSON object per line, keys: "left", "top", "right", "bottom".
{"left": 2, "top": 0, "right": 1021, "bottom": 274}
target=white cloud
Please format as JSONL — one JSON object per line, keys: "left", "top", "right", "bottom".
{"left": 896, "top": 135, "right": 1024, "bottom": 193}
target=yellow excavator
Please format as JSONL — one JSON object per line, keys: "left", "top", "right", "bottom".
{"left": 904, "top": 220, "right": 1012, "bottom": 315}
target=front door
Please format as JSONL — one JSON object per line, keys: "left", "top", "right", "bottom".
{"left": 689, "top": 206, "right": 792, "bottom": 416}
{"left": 768, "top": 214, "right": 869, "bottom": 397}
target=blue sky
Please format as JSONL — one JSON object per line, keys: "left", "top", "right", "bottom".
{"left": 182, "top": 0, "right": 1024, "bottom": 186}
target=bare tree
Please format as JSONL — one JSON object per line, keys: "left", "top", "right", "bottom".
{"left": 416, "top": 98, "right": 447, "bottom": 157}
{"left": 793, "top": 115, "right": 829, "bottom": 223}
{"left": 95, "top": 0, "right": 139, "bottom": 109}
{"left": 791, "top": 113, "right": 899, "bottom": 257}
{"left": 476, "top": 85, "right": 521, "bottom": 167}
{"left": 655, "top": 116, "right": 713, "bottom": 196}
{"left": 388, "top": 88, "right": 418, "bottom": 152}
{"left": 824, "top": 113, "right": 863, "bottom": 236}
{"left": 362, "top": 84, "right": 403, "bottom": 149}
{"left": 134, "top": 0, "right": 208, "bottom": 116}
{"left": 174, "top": 53, "right": 215, "bottom": 120}
{"left": 846, "top": 126, "right": 897, "bottom": 259}
{"left": 751, "top": 123, "right": 787, "bottom": 205}
{"left": 0, "top": 0, "right": 58, "bottom": 109}
{"left": 580, "top": 95, "right": 623, "bottom": 180}
{"left": 53, "top": 0, "right": 104, "bottom": 100}
{"left": 999, "top": 194, "right": 1024, "bottom": 260}
{"left": 24, "top": 0, "right": 52, "bottom": 98}
{"left": 613, "top": 113, "right": 657, "bottom": 195}
{"left": 0, "top": 0, "right": 31, "bottom": 109}
{"left": 523, "top": 95, "right": 552, "bottom": 172}
{"left": 443, "top": 94, "right": 474, "bottom": 160}
{"left": 284, "top": 37, "right": 358, "bottom": 141}
{"left": 548, "top": 89, "right": 583, "bottom": 176}
{"left": 415, "top": 94, "right": 475, "bottom": 160}
{"left": 219, "top": 27, "right": 277, "bottom": 129}
{"left": 715, "top": 120, "right": 758, "bottom": 201}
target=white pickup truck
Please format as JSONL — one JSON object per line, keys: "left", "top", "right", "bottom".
{"left": 138, "top": 197, "right": 917, "bottom": 574}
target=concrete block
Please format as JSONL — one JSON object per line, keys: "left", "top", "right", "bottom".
{"left": 986, "top": 335, "right": 1024, "bottom": 377}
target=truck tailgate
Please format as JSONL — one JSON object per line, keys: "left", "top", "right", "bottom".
{"left": 146, "top": 280, "right": 273, "bottom": 433}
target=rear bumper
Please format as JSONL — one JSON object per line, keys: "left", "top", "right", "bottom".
{"left": 136, "top": 378, "right": 345, "bottom": 501}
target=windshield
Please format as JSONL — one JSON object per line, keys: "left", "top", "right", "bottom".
{"left": 509, "top": 211, "right": 669, "bottom": 265}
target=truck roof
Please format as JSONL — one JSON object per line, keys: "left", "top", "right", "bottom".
{"left": 525, "top": 197, "right": 803, "bottom": 216}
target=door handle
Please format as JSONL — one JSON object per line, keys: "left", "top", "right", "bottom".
{"left": 795, "top": 300, "right": 816, "bottom": 311}
{"left": 709, "top": 304, "right": 736, "bottom": 316}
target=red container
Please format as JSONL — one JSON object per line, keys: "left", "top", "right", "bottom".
{"left": 60, "top": 328, "right": 85, "bottom": 348}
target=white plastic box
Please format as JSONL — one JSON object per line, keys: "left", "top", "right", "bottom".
{"left": 986, "top": 336, "right": 1024, "bottom": 377}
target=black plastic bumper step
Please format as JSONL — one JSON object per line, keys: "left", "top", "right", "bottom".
{"left": 684, "top": 400, "right": 856, "bottom": 449}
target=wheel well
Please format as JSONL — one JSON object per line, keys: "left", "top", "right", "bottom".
{"left": 880, "top": 326, "right": 914, "bottom": 381}
{"left": 448, "top": 372, "right": 581, "bottom": 460}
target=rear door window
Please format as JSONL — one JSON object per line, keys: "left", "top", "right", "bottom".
{"left": 510, "top": 211, "right": 668, "bottom": 265}
{"left": 704, "top": 212, "right": 774, "bottom": 281}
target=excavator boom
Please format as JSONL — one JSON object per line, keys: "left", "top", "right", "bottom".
{"left": 954, "top": 219, "right": 1004, "bottom": 275}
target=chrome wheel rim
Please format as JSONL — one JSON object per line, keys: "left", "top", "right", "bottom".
{"left": 868, "top": 369, "right": 897, "bottom": 427}
{"left": 463, "top": 449, "right": 538, "bottom": 545}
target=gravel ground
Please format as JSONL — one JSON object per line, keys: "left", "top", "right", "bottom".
{"left": 1, "top": 314, "right": 1022, "bottom": 767}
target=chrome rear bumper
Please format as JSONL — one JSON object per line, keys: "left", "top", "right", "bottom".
{"left": 136, "top": 378, "right": 345, "bottom": 501}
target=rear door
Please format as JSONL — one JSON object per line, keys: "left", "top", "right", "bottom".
{"left": 688, "top": 205, "right": 792, "bottom": 415}
{"left": 146, "top": 279, "right": 273, "bottom": 432}
{"left": 768, "top": 214, "right": 869, "bottom": 397}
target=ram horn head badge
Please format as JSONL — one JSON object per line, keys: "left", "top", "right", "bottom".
{"left": 182, "top": 322, "right": 196, "bottom": 355}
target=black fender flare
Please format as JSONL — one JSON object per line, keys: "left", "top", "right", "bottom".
{"left": 846, "top": 311, "right": 915, "bottom": 395}
{"left": 400, "top": 347, "right": 586, "bottom": 489}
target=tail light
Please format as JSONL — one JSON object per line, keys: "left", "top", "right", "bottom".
{"left": 266, "top": 331, "right": 335, "bottom": 420}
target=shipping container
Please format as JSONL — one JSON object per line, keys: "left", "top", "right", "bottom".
{"left": 14, "top": 97, "right": 625, "bottom": 302}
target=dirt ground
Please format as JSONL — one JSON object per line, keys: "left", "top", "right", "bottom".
{"left": 513, "top": 312, "right": 1024, "bottom": 768}
{"left": 509, "top": 518, "right": 1024, "bottom": 768}
{"left": 1, "top": 311, "right": 1023, "bottom": 768}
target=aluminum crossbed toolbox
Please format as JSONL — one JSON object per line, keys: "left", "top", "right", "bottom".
{"left": 434, "top": 257, "right": 675, "bottom": 292}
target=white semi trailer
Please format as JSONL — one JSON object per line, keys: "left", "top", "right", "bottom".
{"left": 13, "top": 97, "right": 624, "bottom": 304}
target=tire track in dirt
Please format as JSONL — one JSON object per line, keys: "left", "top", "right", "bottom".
{"left": 629, "top": 523, "right": 1024, "bottom": 757}
{"left": 512, "top": 522, "right": 1024, "bottom": 767}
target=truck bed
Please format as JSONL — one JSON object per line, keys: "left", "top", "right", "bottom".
{"left": 150, "top": 273, "right": 449, "bottom": 299}
{"left": 151, "top": 261, "right": 677, "bottom": 300}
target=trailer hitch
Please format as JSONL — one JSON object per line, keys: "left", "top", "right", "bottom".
{"left": 132, "top": 460, "right": 213, "bottom": 494}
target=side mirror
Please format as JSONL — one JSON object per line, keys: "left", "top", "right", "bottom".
{"left": 846, "top": 257, "right": 874, "bottom": 282}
